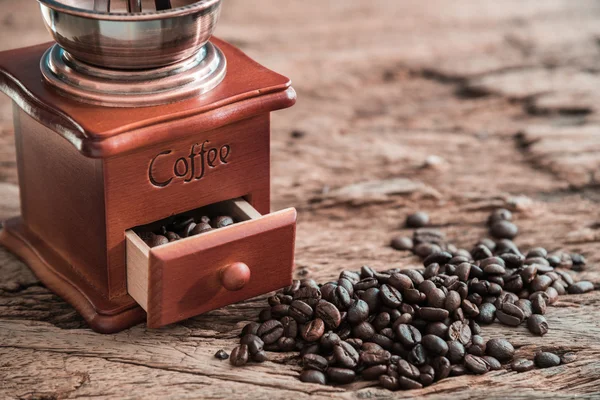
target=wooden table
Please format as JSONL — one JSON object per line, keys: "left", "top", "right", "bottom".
{"left": 1, "top": 1, "right": 600, "bottom": 398}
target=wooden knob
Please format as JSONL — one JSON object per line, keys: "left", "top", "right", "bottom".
{"left": 220, "top": 262, "right": 251, "bottom": 291}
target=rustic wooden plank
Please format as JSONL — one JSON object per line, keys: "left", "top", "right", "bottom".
{"left": 1, "top": 0, "right": 600, "bottom": 398}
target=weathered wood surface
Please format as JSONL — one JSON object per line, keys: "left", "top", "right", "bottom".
{"left": 1, "top": 1, "right": 600, "bottom": 398}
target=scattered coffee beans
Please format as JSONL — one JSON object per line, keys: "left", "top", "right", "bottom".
{"left": 226, "top": 208, "right": 594, "bottom": 391}
{"left": 214, "top": 349, "right": 229, "bottom": 360}
{"left": 137, "top": 213, "right": 237, "bottom": 248}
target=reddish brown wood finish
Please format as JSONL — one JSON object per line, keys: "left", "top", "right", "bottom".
{"left": 0, "top": 37, "right": 297, "bottom": 332}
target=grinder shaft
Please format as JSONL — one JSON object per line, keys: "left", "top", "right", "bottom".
{"left": 127, "top": 0, "right": 142, "bottom": 12}
{"left": 93, "top": 0, "right": 110, "bottom": 12}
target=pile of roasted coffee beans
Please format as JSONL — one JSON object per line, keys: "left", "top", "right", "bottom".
{"left": 137, "top": 214, "right": 235, "bottom": 248}
{"left": 220, "top": 209, "right": 594, "bottom": 390}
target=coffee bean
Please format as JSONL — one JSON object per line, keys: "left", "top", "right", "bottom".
{"left": 414, "top": 243, "right": 442, "bottom": 258}
{"left": 502, "top": 253, "right": 525, "bottom": 268}
{"left": 391, "top": 236, "right": 413, "bottom": 251}
{"left": 327, "top": 368, "right": 355, "bottom": 384}
{"left": 373, "top": 312, "right": 391, "bottom": 331}
{"left": 165, "top": 231, "right": 180, "bottom": 242}
{"left": 418, "top": 365, "right": 435, "bottom": 386}
{"left": 496, "top": 310, "right": 522, "bottom": 326}
{"left": 465, "top": 354, "right": 489, "bottom": 374}
{"left": 230, "top": 345, "right": 249, "bottom": 366}
{"left": 380, "top": 284, "right": 403, "bottom": 308}
{"left": 277, "top": 336, "right": 296, "bottom": 351}
{"left": 406, "top": 212, "right": 429, "bottom": 228}
{"left": 354, "top": 277, "right": 379, "bottom": 291}
{"left": 399, "top": 375, "right": 424, "bottom": 389}
{"left": 426, "top": 321, "right": 448, "bottom": 338}
{"left": 333, "top": 341, "right": 359, "bottom": 368}
{"left": 302, "top": 319, "right": 326, "bottom": 342}
{"left": 362, "top": 365, "right": 387, "bottom": 380}
{"left": 568, "top": 281, "right": 594, "bottom": 294}
{"left": 534, "top": 352, "right": 561, "bottom": 368}
{"left": 560, "top": 352, "right": 577, "bottom": 364}
{"left": 461, "top": 299, "right": 480, "bottom": 318}
{"left": 212, "top": 215, "right": 234, "bottom": 228}
{"left": 530, "top": 275, "right": 553, "bottom": 292}
{"left": 419, "top": 307, "right": 449, "bottom": 322}
{"left": 450, "top": 364, "right": 467, "bottom": 376}
{"left": 240, "top": 334, "right": 264, "bottom": 354}
{"left": 471, "top": 244, "right": 493, "bottom": 260}
{"left": 389, "top": 273, "right": 413, "bottom": 291}
{"left": 488, "top": 208, "right": 512, "bottom": 225}
{"left": 477, "top": 303, "right": 496, "bottom": 324}
{"left": 397, "top": 359, "right": 420, "bottom": 379}
{"left": 214, "top": 349, "right": 229, "bottom": 360}
{"left": 257, "top": 320, "right": 283, "bottom": 344}
{"left": 431, "top": 356, "right": 451, "bottom": 380}
{"left": 490, "top": 220, "right": 518, "bottom": 239}
{"left": 352, "top": 321, "right": 376, "bottom": 340}
{"left": 241, "top": 322, "right": 260, "bottom": 337}
{"left": 303, "top": 353, "right": 328, "bottom": 372}
{"left": 482, "top": 356, "right": 501, "bottom": 371}
{"left": 402, "top": 269, "right": 425, "bottom": 286}
{"left": 395, "top": 324, "right": 422, "bottom": 348}
{"left": 346, "top": 299, "right": 369, "bottom": 325}
{"left": 422, "top": 334, "right": 449, "bottom": 356}
{"left": 510, "top": 358, "right": 534, "bottom": 372}
{"left": 515, "top": 299, "right": 533, "bottom": 319}
{"left": 448, "top": 320, "right": 471, "bottom": 345}
{"left": 447, "top": 340, "right": 465, "bottom": 364}
{"left": 444, "top": 291, "right": 462, "bottom": 312}
{"left": 315, "top": 300, "right": 342, "bottom": 329}
{"left": 191, "top": 222, "right": 212, "bottom": 235}
{"left": 467, "top": 335, "right": 486, "bottom": 357}
{"left": 409, "top": 344, "right": 427, "bottom": 366}
{"left": 281, "top": 316, "right": 298, "bottom": 338}
{"left": 300, "top": 370, "right": 327, "bottom": 385}
{"left": 485, "top": 338, "right": 515, "bottom": 362}
{"left": 500, "top": 302, "right": 525, "bottom": 322}
{"left": 423, "top": 251, "right": 452, "bottom": 267}
{"left": 319, "top": 331, "right": 340, "bottom": 352}
{"left": 360, "top": 348, "right": 391, "bottom": 366}
{"left": 379, "top": 375, "right": 400, "bottom": 391}
{"left": 527, "top": 314, "right": 548, "bottom": 336}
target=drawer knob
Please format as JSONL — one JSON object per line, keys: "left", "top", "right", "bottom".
{"left": 220, "top": 262, "right": 251, "bottom": 291}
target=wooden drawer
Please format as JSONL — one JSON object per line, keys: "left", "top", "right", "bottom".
{"left": 126, "top": 198, "right": 296, "bottom": 328}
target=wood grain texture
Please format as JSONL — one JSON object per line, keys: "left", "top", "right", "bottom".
{"left": 2, "top": 0, "right": 600, "bottom": 398}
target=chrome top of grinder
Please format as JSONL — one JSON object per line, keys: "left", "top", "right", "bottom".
{"left": 37, "top": 0, "right": 222, "bottom": 70}
{"left": 37, "top": 0, "right": 226, "bottom": 107}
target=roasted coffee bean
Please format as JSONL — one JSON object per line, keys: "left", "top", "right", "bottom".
{"left": 560, "top": 352, "right": 577, "bottom": 364}
{"left": 302, "top": 319, "right": 325, "bottom": 342}
{"left": 477, "top": 303, "right": 496, "bottom": 324}
{"left": 431, "top": 356, "right": 451, "bottom": 380}
{"left": 230, "top": 345, "right": 249, "bottom": 366}
{"left": 402, "top": 269, "right": 425, "bottom": 286}
{"left": 404, "top": 288, "right": 423, "bottom": 304}
{"left": 240, "top": 334, "right": 264, "bottom": 354}
{"left": 319, "top": 331, "right": 340, "bottom": 352}
{"left": 461, "top": 299, "right": 479, "bottom": 318}
{"left": 448, "top": 320, "right": 471, "bottom": 345}
{"left": 464, "top": 354, "right": 489, "bottom": 374}
{"left": 423, "top": 251, "right": 452, "bottom": 267}
{"left": 257, "top": 320, "right": 283, "bottom": 344}
{"left": 530, "top": 275, "right": 553, "bottom": 292}
{"left": 408, "top": 344, "right": 427, "bottom": 366}
{"left": 214, "top": 349, "right": 229, "bottom": 360}
{"left": 500, "top": 302, "right": 525, "bottom": 322}
{"left": 338, "top": 278, "right": 355, "bottom": 297}
{"left": 488, "top": 208, "right": 512, "bottom": 225}
{"left": 277, "top": 336, "right": 296, "bottom": 351}
{"left": 315, "top": 300, "right": 342, "bottom": 329}
{"left": 362, "top": 365, "right": 388, "bottom": 380}
{"left": 511, "top": 358, "right": 534, "bottom": 372}
{"left": 398, "top": 359, "right": 420, "bottom": 379}
{"left": 490, "top": 220, "right": 518, "bottom": 239}
{"left": 527, "top": 247, "right": 547, "bottom": 258}
{"left": 212, "top": 215, "right": 234, "bottom": 228}
{"left": 467, "top": 335, "right": 486, "bottom": 357}
{"left": 422, "top": 334, "right": 449, "bottom": 356}
{"left": 289, "top": 300, "right": 313, "bottom": 323}
{"left": 302, "top": 353, "right": 328, "bottom": 372}
{"left": 521, "top": 265, "right": 538, "bottom": 283}
{"left": 502, "top": 253, "right": 525, "bottom": 268}
{"left": 414, "top": 243, "right": 442, "bottom": 258}
{"left": 300, "top": 343, "right": 320, "bottom": 357}
{"left": 281, "top": 316, "right": 298, "bottom": 338}
{"left": 354, "top": 277, "right": 379, "bottom": 291}
{"left": 389, "top": 272, "right": 413, "bottom": 291}
{"left": 396, "top": 324, "right": 422, "bottom": 348}
{"left": 190, "top": 222, "right": 212, "bottom": 235}
{"left": 450, "top": 364, "right": 467, "bottom": 376}
{"left": 333, "top": 341, "right": 359, "bottom": 368}
{"left": 361, "top": 288, "right": 383, "bottom": 313}
{"left": 419, "top": 307, "right": 449, "bottom": 322}
{"left": 447, "top": 340, "right": 465, "bottom": 364}
{"left": 360, "top": 348, "right": 391, "bottom": 366}
{"left": 352, "top": 321, "right": 376, "bottom": 340}
{"left": 426, "top": 321, "right": 449, "bottom": 338}
{"left": 379, "top": 375, "right": 400, "bottom": 391}
{"left": 380, "top": 284, "right": 403, "bottom": 308}
{"left": 373, "top": 312, "right": 391, "bottom": 331}
{"left": 496, "top": 310, "right": 522, "bottom": 327}
{"left": 271, "top": 304, "right": 290, "bottom": 318}
{"left": 568, "top": 281, "right": 594, "bottom": 294}
{"left": 347, "top": 299, "right": 369, "bottom": 325}
{"left": 471, "top": 244, "right": 493, "bottom": 260}
{"left": 327, "top": 368, "right": 355, "bottom": 384}
{"left": 399, "top": 375, "right": 423, "bottom": 389}
{"left": 330, "top": 286, "right": 352, "bottom": 311}
{"left": 406, "top": 211, "right": 430, "bottom": 228}
{"left": 455, "top": 263, "right": 472, "bottom": 282}
{"left": 165, "top": 231, "right": 180, "bottom": 242}
{"left": 300, "top": 369, "right": 327, "bottom": 385}
{"left": 444, "top": 290, "right": 462, "bottom": 312}
{"left": 148, "top": 234, "right": 169, "bottom": 247}
{"left": 283, "top": 280, "right": 301, "bottom": 295}
{"left": 241, "top": 322, "right": 260, "bottom": 337}
{"left": 515, "top": 299, "right": 532, "bottom": 319}
{"left": 527, "top": 314, "right": 549, "bottom": 336}
{"left": 391, "top": 236, "right": 413, "bottom": 251}
{"left": 418, "top": 365, "right": 435, "bottom": 386}
{"left": 534, "top": 352, "right": 561, "bottom": 368}
{"left": 485, "top": 338, "right": 514, "bottom": 362}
